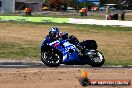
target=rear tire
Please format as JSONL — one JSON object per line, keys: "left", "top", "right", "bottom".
{"left": 89, "top": 51, "right": 105, "bottom": 67}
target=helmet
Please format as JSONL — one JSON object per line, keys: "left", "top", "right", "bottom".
{"left": 49, "top": 27, "right": 59, "bottom": 40}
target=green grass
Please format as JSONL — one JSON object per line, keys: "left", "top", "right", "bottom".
{"left": 0, "top": 22, "right": 132, "bottom": 66}
{"left": 0, "top": 42, "right": 40, "bottom": 59}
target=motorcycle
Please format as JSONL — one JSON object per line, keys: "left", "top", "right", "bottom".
{"left": 41, "top": 35, "right": 105, "bottom": 67}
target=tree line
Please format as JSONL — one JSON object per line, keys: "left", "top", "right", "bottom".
{"left": 42, "top": 0, "right": 131, "bottom": 10}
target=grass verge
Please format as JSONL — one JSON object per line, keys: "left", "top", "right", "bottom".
{"left": 0, "top": 22, "right": 132, "bottom": 66}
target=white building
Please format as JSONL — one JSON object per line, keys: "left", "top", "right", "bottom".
{"left": 0, "top": 0, "right": 15, "bottom": 13}
{"left": 0, "top": 0, "right": 42, "bottom": 13}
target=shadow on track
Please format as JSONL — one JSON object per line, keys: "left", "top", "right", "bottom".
{"left": 0, "top": 61, "right": 45, "bottom": 68}
{"left": 0, "top": 61, "right": 132, "bottom": 68}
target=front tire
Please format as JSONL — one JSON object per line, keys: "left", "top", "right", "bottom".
{"left": 41, "top": 47, "right": 62, "bottom": 67}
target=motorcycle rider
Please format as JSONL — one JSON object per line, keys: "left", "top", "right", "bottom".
{"left": 44, "top": 27, "right": 59, "bottom": 43}
{"left": 44, "top": 27, "right": 67, "bottom": 42}
{"left": 44, "top": 27, "right": 82, "bottom": 50}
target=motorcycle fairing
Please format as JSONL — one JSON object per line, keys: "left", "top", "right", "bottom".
{"left": 48, "top": 40, "right": 79, "bottom": 63}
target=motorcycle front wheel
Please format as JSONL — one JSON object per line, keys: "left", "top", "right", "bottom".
{"left": 41, "top": 47, "right": 62, "bottom": 67}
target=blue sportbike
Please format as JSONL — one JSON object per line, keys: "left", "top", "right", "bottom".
{"left": 41, "top": 35, "right": 105, "bottom": 67}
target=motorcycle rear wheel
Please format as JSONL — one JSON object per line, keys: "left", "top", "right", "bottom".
{"left": 89, "top": 51, "right": 105, "bottom": 67}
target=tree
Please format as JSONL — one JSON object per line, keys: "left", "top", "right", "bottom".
{"left": 48, "top": 0, "right": 67, "bottom": 11}
{"left": 66, "top": 0, "right": 76, "bottom": 7}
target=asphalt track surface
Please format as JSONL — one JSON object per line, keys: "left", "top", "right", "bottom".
{"left": 0, "top": 60, "right": 132, "bottom": 88}
{"left": 0, "top": 60, "right": 132, "bottom": 68}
